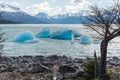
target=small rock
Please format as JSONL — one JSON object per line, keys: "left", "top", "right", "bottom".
{"left": 41, "top": 62, "right": 54, "bottom": 68}
{"left": 66, "top": 59, "right": 72, "bottom": 64}
{"left": 74, "top": 58, "right": 83, "bottom": 63}
{"left": 1, "top": 57, "right": 11, "bottom": 62}
{"left": 58, "top": 65, "right": 76, "bottom": 74}
{"left": 30, "top": 63, "right": 52, "bottom": 73}
{"left": 35, "top": 55, "right": 44, "bottom": 59}
{"left": 108, "top": 60, "right": 120, "bottom": 66}
{"left": 3, "top": 66, "right": 14, "bottom": 72}
{"left": 46, "top": 55, "right": 59, "bottom": 60}
{"left": 76, "top": 70, "right": 84, "bottom": 77}
{"left": 112, "top": 56, "right": 119, "bottom": 60}
{"left": 12, "top": 69, "right": 24, "bottom": 76}
{"left": 23, "top": 56, "right": 33, "bottom": 58}
{"left": 62, "top": 55, "right": 67, "bottom": 59}
{"left": 0, "top": 78, "right": 3, "bottom": 80}
{"left": 0, "top": 64, "right": 7, "bottom": 68}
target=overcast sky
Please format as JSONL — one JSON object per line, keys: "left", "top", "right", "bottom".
{"left": 0, "top": 0, "right": 114, "bottom": 16}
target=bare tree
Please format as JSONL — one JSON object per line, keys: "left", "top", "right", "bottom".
{"left": 82, "top": 1, "right": 120, "bottom": 80}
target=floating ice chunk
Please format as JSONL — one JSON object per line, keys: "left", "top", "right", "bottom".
{"left": 24, "top": 38, "right": 38, "bottom": 43}
{"left": 80, "top": 35, "right": 91, "bottom": 44}
{"left": 70, "top": 34, "right": 75, "bottom": 44}
{"left": 36, "top": 28, "right": 51, "bottom": 38}
{"left": 72, "top": 30, "right": 81, "bottom": 37}
{"left": 50, "top": 29, "right": 72, "bottom": 40}
{"left": 12, "top": 31, "right": 38, "bottom": 43}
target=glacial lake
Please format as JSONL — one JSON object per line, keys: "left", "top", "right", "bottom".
{"left": 0, "top": 24, "right": 120, "bottom": 58}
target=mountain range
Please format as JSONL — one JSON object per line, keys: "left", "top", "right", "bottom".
{"left": 0, "top": 4, "right": 88, "bottom": 24}
{"left": 35, "top": 11, "right": 88, "bottom": 24}
{"left": 0, "top": 4, "right": 42, "bottom": 24}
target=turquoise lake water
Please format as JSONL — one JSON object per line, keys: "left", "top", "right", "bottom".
{"left": 0, "top": 24, "right": 120, "bottom": 58}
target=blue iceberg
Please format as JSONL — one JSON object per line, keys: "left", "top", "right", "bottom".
{"left": 50, "top": 29, "right": 72, "bottom": 40}
{"left": 36, "top": 28, "right": 51, "bottom": 38}
{"left": 12, "top": 31, "right": 38, "bottom": 43}
{"left": 80, "top": 35, "right": 91, "bottom": 44}
{"left": 50, "top": 28, "right": 81, "bottom": 40}
{"left": 72, "top": 30, "right": 81, "bottom": 37}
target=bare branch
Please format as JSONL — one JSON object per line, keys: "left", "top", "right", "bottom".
{"left": 84, "top": 24, "right": 104, "bottom": 36}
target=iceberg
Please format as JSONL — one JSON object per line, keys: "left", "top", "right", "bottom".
{"left": 50, "top": 29, "right": 72, "bottom": 40}
{"left": 24, "top": 39, "right": 38, "bottom": 43}
{"left": 50, "top": 28, "right": 81, "bottom": 40}
{"left": 12, "top": 31, "right": 38, "bottom": 43}
{"left": 80, "top": 35, "right": 91, "bottom": 44}
{"left": 36, "top": 28, "right": 51, "bottom": 38}
{"left": 72, "top": 30, "right": 81, "bottom": 37}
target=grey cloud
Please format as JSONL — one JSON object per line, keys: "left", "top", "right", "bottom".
{"left": 72, "top": 0, "right": 83, "bottom": 3}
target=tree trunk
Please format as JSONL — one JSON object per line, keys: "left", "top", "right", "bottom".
{"left": 99, "top": 40, "right": 109, "bottom": 80}
{"left": 94, "top": 50, "right": 98, "bottom": 79}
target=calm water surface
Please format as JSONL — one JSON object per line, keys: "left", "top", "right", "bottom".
{"left": 0, "top": 24, "right": 120, "bottom": 58}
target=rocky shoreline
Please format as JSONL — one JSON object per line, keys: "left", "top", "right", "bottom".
{"left": 0, "top": 55, "right": 120, "bottom": 80}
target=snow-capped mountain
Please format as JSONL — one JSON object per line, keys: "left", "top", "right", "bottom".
{"left": 35, "top": 10, "right": 88, "bottom": 24}
{"left": 52, "top": 10, "right": 89, "bottom": 19}
{"left": 35, "top": 12, "right": 50, "bottom": 19}
{"left": 0, "top": 4, "right": 42, "bottom": 24}
{"left": 0, "top": 3, "right": 21, "bottom": 12}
